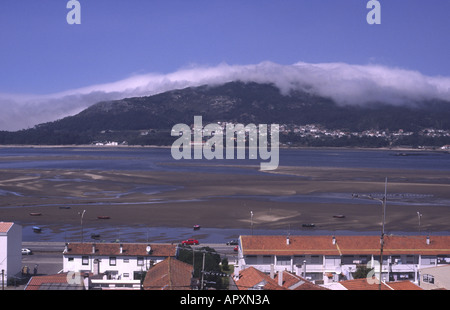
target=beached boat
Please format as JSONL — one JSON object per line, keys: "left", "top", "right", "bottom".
{"left": 302, "top": 223, "right": 315, "bottom": 228}
{"left": 29, "top": 212, "right": 42, "bottom": 216}
{"left": 333, "top": 214, "right": 346, "bottom": 218}
{"left": 193, "top": 225, "right": 201, "bottom": 230}
{"left": 97, "top": 216, "right": 110, "bottom": 219}
{"left": 91, "top": 233, "right": 100, "bottom": 240}
{"left": 32, "top": 226, "right": 42, "bottom": 233}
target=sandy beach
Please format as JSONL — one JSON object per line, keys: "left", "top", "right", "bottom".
{"left": 1, "top": 161, "right": 449, "bottom": 236}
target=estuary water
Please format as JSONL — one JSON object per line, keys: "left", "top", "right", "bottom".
{"left": 1, "top": 146, "right": 449, "bottom": 242}
{"left": 0, "top": 146, "right": 449, "bottom": 172}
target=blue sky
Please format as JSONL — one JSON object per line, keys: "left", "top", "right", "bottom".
{"left": 0, "top": 1, "right": 449, "bottom": 130}
{"left": 1, "top": 0, "right": 449, "bottom": 94}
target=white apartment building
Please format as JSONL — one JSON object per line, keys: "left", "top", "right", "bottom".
{"left": 0, "top": 222, "right": 22, "bottom": 285}
{"left": 62, "top": 242, "right": 177, "bottom": 289}
{"left": 236, "top": 235, "right": 450, "bottom": 284}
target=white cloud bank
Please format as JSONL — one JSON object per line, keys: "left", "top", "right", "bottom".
{"left": 1, "top": 61, "right": 449, "bottom": 131}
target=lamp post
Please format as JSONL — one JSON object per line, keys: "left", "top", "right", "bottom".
{"left": 417, "top": 212, "right": 422, "bottom": 232}
{"left": 250, "top": 211, "right": 254, "bottom": 235}
{"left": 352, "top": 177, "right": 387, "bottom": 290}
{"left": 79, "top": 210, "right": 86, "bottom": 243}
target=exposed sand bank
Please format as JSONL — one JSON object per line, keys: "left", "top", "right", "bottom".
{"left": 1, "top": 164, "right": 449, "bottom": 234}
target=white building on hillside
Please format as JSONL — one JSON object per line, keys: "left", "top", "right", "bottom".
{"left": 0, "top": 222, "right": 22, "bottom": 285}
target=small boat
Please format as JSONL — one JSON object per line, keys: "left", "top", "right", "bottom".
{"left": 59, "top": 206, "right": 71, "bottom": 209}
{"left": 193, "top": 225, "right": 201, "bottom": 230}
{"left": 333, "top": 214, "right": 346, "bottom": 218}
{"left": 97, "top": 216, "right": 110, "bottom": 220}
{"left": 29, "top": 212, "right": 42, "bottom": 216}
{"left": 32, "top": 226, "right": 42, "bottom": 233}
{"left": 91, "top": 233, "right": 101, "bottom": 240}
{"left": 302, "top": 223, "right": 315, "bottom": 228}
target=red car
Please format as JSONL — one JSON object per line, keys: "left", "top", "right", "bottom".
{"left": 181, "top": 239, "right": 199, "bottom": 245}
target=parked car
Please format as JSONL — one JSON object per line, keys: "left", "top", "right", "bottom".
{"left": 22, "top": 248, "right": 32, "bottom": 255}
{"left": 233, "top": 245, "right": 239, "bottom": 252}
{"left": 226, "top": 239, "right": 238, "bottom": 245}
{"left": 181, "top": 239, "right": 199, "bottom": 245}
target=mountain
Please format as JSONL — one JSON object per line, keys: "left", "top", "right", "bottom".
{"left": 1, "top": 81, "right": 450, "bottom": 147}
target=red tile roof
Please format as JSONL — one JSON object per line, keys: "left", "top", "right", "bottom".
{"left": 275, "top": 271, "right": 329, "bottom": 290}
{"left": 25, "top": 273, "right": 84, "bottom": 290}
{"left": 339, "top": 278, "right": 392, "bottom": 290}
{"left": 339, "top": 278, "right": 423, "bottom": 290}
{"left": 385, "top": 280, "right": 423, "bottom": 290}
{"left": 240, "top": 235, "right": 450, "bottom": 256}
{"left": 142, "top": 257, "right": 193, "bottom": 290}
{"left": 0, "top": 222, "right": 13, "bottom": 233}
{"left": 235, "top": 267, "right": 283, "bottom": 290}
{"left": 64, "top": 242, "right": 177, "bottom": 257}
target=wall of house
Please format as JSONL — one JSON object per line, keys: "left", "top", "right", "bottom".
{"left": 239, "top": 252, "right": 450, "bottom": 284}
{"left": 63, "top": 254, "right": 166, "bottom": 280}
{"left": 0, "top": 223, "right": 22, "bottom": 283}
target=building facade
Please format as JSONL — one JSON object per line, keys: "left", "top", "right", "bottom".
{"left": 236, "top": 235, "right": 450, "bottom": 285}
{"left": 62, "top": 242, "right": 177, "bottom": 289}
{"left": 0, "top": 222, "right": 22, "bottom": 285}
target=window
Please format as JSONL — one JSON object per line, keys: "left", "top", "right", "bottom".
{"left": 311, "top": 255, "right": 323, "bottom": 264}
{"left": 262, "top": 256, "right": 273, "bottom": 264}
{"left": 82, "top": 256, "right": 89, "bottom": 265}
{"left": 110, "top": 257, "right": 116, "bottom": 266}
{"left": 293, "top": 256, "right": 305, "bottom": 265}
{"left": 68, "top": 257, "right": 74, "bottom": 262}
{"left": 276, "top": 256, "right": 291, "bottom": 266}
{"left": 245, "top": 255, "right": 257, "bottom": 264}
{"left": 423, "top": 274, "right": 434, "bottom": 284}
{"left": 137, "top": 257, "right": 144, "bottom": 266}
{"left": 123, "top": 259, "right": 129, "bottom": 263}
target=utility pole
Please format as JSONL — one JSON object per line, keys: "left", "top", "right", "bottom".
{"left": 379, "top": 177, "right": 387, "bottom": 290}
{"left": 352, "top": 177, "right": 387, "bottom": 290}
{"left": 201, "top": 252, "right": 206, "bottom": 290}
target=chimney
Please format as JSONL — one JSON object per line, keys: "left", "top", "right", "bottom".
{"left": 278, "top": 271, "right": 283, "bottom": 286}
{"left": 64, "top": 243, "right": 68, "bottom": 253}
{"left": 270, "top": 264, "right": 275, "bottom": 279}
{"left": 119, "top": 243, "right": 123, "bottom": 254}
{"left": 426, "top": 236, "right": 430, "bottom": 245}
{"left": 303, "top": 260, "right": 307, "bottom": 278}
{"left": 286, "top": 236, "right": 290, "bottom": 245}
{"left": 332, "top": 236, "right": 336, "bottom": 245}
{"left": 92, "top": 243, "right": 96, "bottom": 254}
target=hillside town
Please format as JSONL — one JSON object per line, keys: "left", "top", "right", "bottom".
{"left": 2, "top": 222, "right": 449, "bottom": 291}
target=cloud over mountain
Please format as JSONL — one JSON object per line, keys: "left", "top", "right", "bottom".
{"left": 1, "top": 61, "right": 449, "bottom": 131}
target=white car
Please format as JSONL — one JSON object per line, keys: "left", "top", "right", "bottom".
{"left": 22, "top": 248, "right": 32, "bottom": 255}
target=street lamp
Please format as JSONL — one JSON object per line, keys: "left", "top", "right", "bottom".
{"left": 79, "top": 210, "right": 86, "bottom": 243}
{"left": 250, "top": 211, "right": 254, "bottom": 235}
{"left": 417, "top": 212, "right": 422, "bottom": 232}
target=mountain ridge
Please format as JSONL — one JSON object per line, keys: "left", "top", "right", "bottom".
{"left": 1, "top": 81, "right": 450, "bottom": 147}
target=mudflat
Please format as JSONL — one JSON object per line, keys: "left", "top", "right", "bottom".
{"left": 1, "top": 163, "right": 449, "bottom": 234}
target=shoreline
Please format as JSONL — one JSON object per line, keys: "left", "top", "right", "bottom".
{"left": 0, "top": 144, "right": 447, "bottom": 153}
